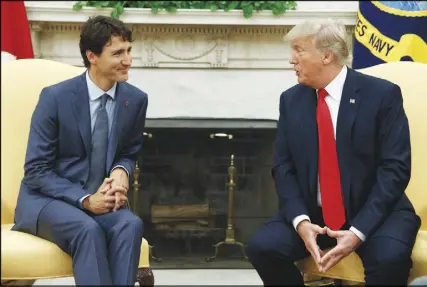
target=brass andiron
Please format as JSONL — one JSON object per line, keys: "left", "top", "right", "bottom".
{"left": 132, "top": 160, "right": 162, "bottom": 262}
{"left": 205, "top": 154, "right": 248, "bottom": 262}
{"left": 132, "top": 160, "right": 140, "bottom": 213}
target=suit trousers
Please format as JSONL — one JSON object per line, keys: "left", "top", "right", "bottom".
{"left": 36, "top": 199, "right": 144, "bottom": 286}
{"left": 247, "top": 207, "right": 420, "bottom": 286}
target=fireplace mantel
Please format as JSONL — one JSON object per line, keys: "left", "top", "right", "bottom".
{"left": 24, "top": 1, "right": 358, "bottom": 120}
{"left": 25, "top": 1, "right": 357, "bottom": 69}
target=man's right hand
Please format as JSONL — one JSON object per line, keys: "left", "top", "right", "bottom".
{"left": 82, "top": 178, "right": 116, "bottom": 215}
{"left": 296, "top": 220, "right": 327, "bottom": 270}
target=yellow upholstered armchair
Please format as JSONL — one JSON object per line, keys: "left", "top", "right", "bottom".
{"left": 1, "top": 59, "right": 153, "bottom": 286}
{"left": 296, "top": 62, "right": 427, "bottom": 284}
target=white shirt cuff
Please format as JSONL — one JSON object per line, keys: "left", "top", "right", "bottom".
{"left": 349, "top": 226, "right": 366, "bottom": 242}
{"left": 292, "top": 215, "right": 311, "bottom": 231}
{"left": 78, "top": 194, "right": 91, "bottom": 209}
{"left": 111, "top": 165, "right": 130, "bottom": 178}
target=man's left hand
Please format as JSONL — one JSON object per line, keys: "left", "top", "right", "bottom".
{"left": 110, "top": 168, "right": 129, "bottom": 211}
{"left": 319, "top": 228, "right": 362, "bottom": 272}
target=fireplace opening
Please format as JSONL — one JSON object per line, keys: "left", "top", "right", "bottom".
{"left": 132, "top": 119, "right": 279, "bottom": 269}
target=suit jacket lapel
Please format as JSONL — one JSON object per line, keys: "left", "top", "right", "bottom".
{"left": 106, "top": 82, "right": 126, "bottom": 172}
{"left": 336, "top": 68, "right": 361, "bottom": 211}
{"left": 72, "top": 73, "right": 92, "bottom": 157}
{"left": 300, "top": 87, "right": 319, "bottom": 198}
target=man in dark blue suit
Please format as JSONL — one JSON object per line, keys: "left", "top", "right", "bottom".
{"left": 247, "top": 19, "right": 421, "bottom": 285}
{"left": 12, "top": 16, "right": 148, "bottom": 285}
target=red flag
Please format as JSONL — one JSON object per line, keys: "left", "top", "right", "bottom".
{"left": 1, "top": 1, "right": 34, "bottom": 61}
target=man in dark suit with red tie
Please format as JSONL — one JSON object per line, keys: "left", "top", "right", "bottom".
{"left": 246, "top": 19, "right": 421, "bottom": 285}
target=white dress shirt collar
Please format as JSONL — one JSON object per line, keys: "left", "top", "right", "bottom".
{"left": 85, "top": 71, "right": 117, "bottom": 102}
{"left": 319, "top": 65, "right": 348, "bottom": 102}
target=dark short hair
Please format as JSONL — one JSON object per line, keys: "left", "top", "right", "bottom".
{"left": 79, "top": 15, "right": 133, "bottom": 68}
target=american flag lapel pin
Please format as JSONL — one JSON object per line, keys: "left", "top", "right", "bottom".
{"left": 125, "top": 100, "right": 129, "bottom": 106}
{"left": 350, "top": 99, "right": 356, "bottom": 104}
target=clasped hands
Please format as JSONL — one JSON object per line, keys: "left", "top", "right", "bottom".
{"left": 82, "top": 168, "right": 129, "bottom": 215}
{"left": 296, "top": 220, "right": 362, "bottom": 273}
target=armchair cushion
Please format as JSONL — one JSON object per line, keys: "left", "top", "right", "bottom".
{"left": 1, "top": 224, "right": 150, "bottom": 280}
{"left": 1, "top": 224, "right": 72, "bottom": 280}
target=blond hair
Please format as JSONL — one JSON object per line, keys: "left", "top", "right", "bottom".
{"left": 284, "top": 18, "right": 352, "bottom": 66}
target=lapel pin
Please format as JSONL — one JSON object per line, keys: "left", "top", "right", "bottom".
{"left": 125, "top": 100, "right": 129, "bottom": 106}
{"left": 350, "top": 99, "right": 356, "bottom": 104}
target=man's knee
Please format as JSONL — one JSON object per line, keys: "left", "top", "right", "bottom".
{"left": 128, "top": 215, "right": 144, "bottom": 236}
{"left": 361, "top": 237, "right": 413, "bottom": 282}
{"left": 364, "top": 239, "right": 412, "bottom": 267}
{"left": 247, "top": 230, "right": 283, "bottom": 262}
{"left": 69, "top": 219, "right": 105, "bottom": 254}
{"left": 247, "top": 222, "right": 301, "bottom": 263}
{"left": 113, "top": 212, "right": 144, "bottom": 238}
{"left": 80, "top": 219, "right": 104, "bottom": 238}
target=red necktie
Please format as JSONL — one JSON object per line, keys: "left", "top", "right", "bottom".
{"left": 316, "top": 88, "right": 346, "bottom": 230}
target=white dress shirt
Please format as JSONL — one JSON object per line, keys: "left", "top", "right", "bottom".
{"left": 292, "top": 65, "right": 366, "bottom": 242}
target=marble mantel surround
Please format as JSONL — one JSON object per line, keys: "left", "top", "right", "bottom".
{"left": 24, "top": 1, "right": 357, "bottom": 121}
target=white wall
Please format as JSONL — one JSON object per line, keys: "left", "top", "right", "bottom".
{"left": 128, "top": 68, "right": 298, "bottom": 120}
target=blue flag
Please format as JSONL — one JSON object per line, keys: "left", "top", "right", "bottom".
{"left": 353, "top": 1, "right": 427, "bottom": 69}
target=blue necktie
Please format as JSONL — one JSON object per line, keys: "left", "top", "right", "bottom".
{"left": 86, "top": 94, "right": 109, "bottom": 194}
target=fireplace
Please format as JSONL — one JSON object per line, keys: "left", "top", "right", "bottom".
{"left": 131, "top": 118, "right": 279, "bottom": 269}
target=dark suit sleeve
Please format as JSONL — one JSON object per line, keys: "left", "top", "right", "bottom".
{"left": 22, "top": 88, "right": 89, "bottom": 205}
{"left": 350, "top": 84, "right": 411, "bottom": 239}
{"left": 110, "top": 93, "right": 148, "bottom": 179}
{"left": 272, "top": 92, "right": 310, "bottom": 224}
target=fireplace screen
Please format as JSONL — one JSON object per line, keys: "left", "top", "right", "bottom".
{"left": 131, "top": 119, "right": 279, "bottom": 269}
